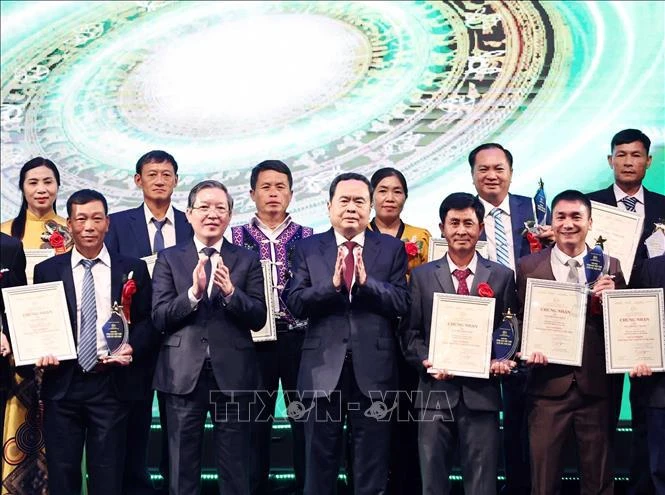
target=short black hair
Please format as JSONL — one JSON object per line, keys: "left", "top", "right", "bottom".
{"left": 551, "top": 189, "right": 592, "bottom": 216}
{"left": 370, "top": 167, "right": 408, "bottom": 198}
{"left": 610, "top": 129, "right": 651, "bottom": 154}
{"left": 250, "top": 160, "right": 293, "bottom": 190}
{"left": 67, "top": 189, "right": 108, "bottom": 217}
{"left": 135, "top": 150, "right": 178, "bottom": 175}
{"left": 439, "top": 192, "right": 485, "bottom": 224}
{"left": 468, "top": 143, "right": 513, "bottom": 169}
{"left": 328, "top": 173, "right": 372, "bottom": 202}
{"left": 187, "top": 180, "right": 234, "bottom": 212}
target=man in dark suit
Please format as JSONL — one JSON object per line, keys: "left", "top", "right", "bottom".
{"left": 104, "top": 150, "right": 192, "bottom": 493}
{"left": 34, "top": 189, "right": 153, "bottom": 495}
{"left": 470, "top": 142, "right": 553, "bottom": 494}
{"left": 152, "top": 180, "right": 266, "bottom": 495}
{"left": 404, "top": 192, "right": 517, "bottom": 494}
{"left": 586, "top": 129, "right": 665, "bottom": 495}
{"left": 0, "top": 232, "right": 28, "bottom": 435}
{"left": 286, "top": 172, "right": 409, "bottom": 495}
{"left": 629, "top": 254, "right": 665, "bottom": 494}
{"left": 518, "top": 189, "right": 625, "bottom": 494}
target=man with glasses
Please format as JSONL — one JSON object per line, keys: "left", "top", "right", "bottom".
{"left": 152, "top": 180, "right": 266, "bottom": 494}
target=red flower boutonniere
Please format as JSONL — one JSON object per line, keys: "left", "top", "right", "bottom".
{"left": 40, "top": 220, "right": 72, "bottom": 253}
{"left": 121, "top": 271, "right": 137, "bottom": 324}
{"left": 403, "top": 236, "right": 423, "bottom": 259}
{"left": 477, "top": 282, "right": 494, "bottom": 298}
{"left": 525, "top": 232, "right": 542, "bottom": 253}
{"left": 0, "top": 268, "right": 8, "bottom": 281}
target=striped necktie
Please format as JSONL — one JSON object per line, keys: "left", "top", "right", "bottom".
{"left": 491, "top": 208, "right": 511, "bottom": 267}
{"left": 620, "top": 196, "right": 637, "bottom": 212}
{"left": 78, "top": 258, "right": 99, "bottom": 372}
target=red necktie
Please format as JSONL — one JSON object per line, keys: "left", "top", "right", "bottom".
{"left": 343, "top": 241, "right": 357, "bottom": 292}
{"left": 452, "top": 268, "right": 471, "bottom": 295}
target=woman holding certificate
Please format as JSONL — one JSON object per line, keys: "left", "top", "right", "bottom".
{"left": 0, "top": 157, "right": 71, "bottom": 493}
{"left": 369, "top": 167, "right": 432, "bottom": 494}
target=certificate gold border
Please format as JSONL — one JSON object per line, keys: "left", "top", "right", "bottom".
{"left": 602, "top": 288, "right": 665, "bottom": 373}
{"left": 252, "top": 259, "right": 277, "bottom": 342}
{"left": 1, "top": 281, "right": 77, "bottom": 366}
{"left": 427, "top": 292, "right": 495, "bottom": 379}
{"left": 520, "top": 278, "right": 587, "bottom": 366}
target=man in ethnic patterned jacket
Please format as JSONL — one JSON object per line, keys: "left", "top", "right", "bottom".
{"left": 231, "top": 160, "right": 313, "bottom": 495}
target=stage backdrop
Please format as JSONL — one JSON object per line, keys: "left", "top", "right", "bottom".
{"left": 1, "top": 1, "right": 663, "bottom": 419}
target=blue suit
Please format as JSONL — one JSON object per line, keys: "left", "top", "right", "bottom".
{"left": 287, "top": 228, "right": 409, "bottom": 495}
{"left": 33, "top": 251, "right": 153, "bottom": 495}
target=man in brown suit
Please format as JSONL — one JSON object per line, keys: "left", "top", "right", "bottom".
{"left": 517, "top": 189, "right": 625, "bottom": 494}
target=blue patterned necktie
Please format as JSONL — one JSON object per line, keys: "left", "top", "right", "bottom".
{"left": 620, "top": 196, "right": 637, "bottom": 212}
{"left": 78, "top": 258, "right": 99, "bottom": 372}
{"left": 491, "top": 208, "right": 511, "bottom": 267}
{"left": 153, "top": 218, "right": 167, "bottom": 253}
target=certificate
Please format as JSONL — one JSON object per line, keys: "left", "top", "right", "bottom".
{"left": 520, "top": 278, "right": 587, "bottom": 366}
{"left": 428, "top": 238, "right": 489, "bottom": 262}
{"left": 24, "top": 248, "right": 55, "bottom": 285}
{"left": 140, "top": 254, "right": 158, "bottom": 278}
{"left": 587, "top": 201, "right": 644, "bottom": 284}
{"left": 603, "top": 288, "right": 665, "bottom": 373}
{"left": 252, "top": 259, "right": 277, "bottom": 342}
{"left": 427, "top": 293, "right": 495, "bottom": 379}
{"left": 1, "top": 282, "right": 77, "bottom": 366}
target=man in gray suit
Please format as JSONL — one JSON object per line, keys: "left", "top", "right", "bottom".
{"left": 404, "top": 192, "right": 517, "bottom": 495}
{"left": 151, "top": 180, "right": 266, "bottom": 495}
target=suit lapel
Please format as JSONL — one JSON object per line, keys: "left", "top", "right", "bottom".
{"left": 533, "top": 248, "right": 556, "bottom": 281}
{"left": 470, "top": 255, "right": 492, "bottom": 295}
{"left": 215, "top": 240, "right": 239, "bottom": 300}
{"left": 434, "top": 255, "right": 456, "bottom": 294}
{"left": 110, "top": 254, "right": 124, "bottom": 306}
{"left": 509, "top": 194, "right": 531, "bottom": 261}
{"left": 319, "top": 229, "right": 339, "bottom": 276}
{"left": 129, "top": 205, "right": 151, "bottom": 256}
{"left": 58, "top": 253, "right": 78, "bottom": 342}
{"left": 362, "top": 230, "right": 381, "bottom": 275}
{"left": 174, "top": 208, "right": 191, "bottom": 243}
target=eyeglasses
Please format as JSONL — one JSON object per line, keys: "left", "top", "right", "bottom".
{"left": 190, "top": 205, "right": 229, "bottom": 216}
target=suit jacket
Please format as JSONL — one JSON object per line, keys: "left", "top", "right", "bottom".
{"left": 480, "top": 193, "right": 551, "bottom": 263}
{"left": 286, "top": 229, "right": 409, "bottom": 399}
{"left": 630, "top": 254, "right": 665, "bottom": 408}
{"left": 105, "top": 204, "right": 193, "bottom": 258}
{"left": 404, "top": 254, "right": 517, "bottom": 411}
{"left": 516, "top": 247, "right": 626, "bottom": 398}
{"left": 587, "top": 185, "right": 665, "bottom": 278}
{"left": 151, "top": 239, "right": 266, "bottom": 396}
{"left": 33, "top": 251, "right": 153, "bottom": 401}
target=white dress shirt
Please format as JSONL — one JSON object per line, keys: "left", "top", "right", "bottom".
{"left": 188, "top": 236, "right": 225, "bottom": 306}
{"left": 143, "top": 203, "right": 176, "bottom": 252}
{"left": 479, "top": 195, "right": 517, "bottom": 274}
{"left": 446, "top": 252, "right": 478, "bottom": 292}
{"left": 550, "top": 245, "right": 587, "bottom": 284}
{"left": 251, "top": 214, "right": 292, "bottom": 313}
{"left": 71, "top": 245, "right": 112, "bottom": 358}
{"left": 333, "top": 230, "right": 365, "bottom": 298}
{"left": 613, "top": 184, "right": 645, "bottom": 216}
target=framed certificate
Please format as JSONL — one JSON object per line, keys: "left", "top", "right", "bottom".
{"left": 587, "top": 201, "right": 644, "bottom": 284}
{"left": 1, "top": 281, "right": 77, "bottom": 366}
{"left": 520, "top": 278, "right": 587, "bottom": 366}
{"left": 602, "top": 288, "right": 665, "bottom": 373}
{"left": 252, "top": 259, "right": 277, "bottom": 342}
{"left": 427, "top": 292, "right": 495, "bottom": 379}
{"left": 428, "top": 238, "right": 489, "bottom": 262}
{"left": 140, "top": 254, "right": 158, "bottom": 278}
{"left": 24, "top": 248, "right": 55, "bottom": 285}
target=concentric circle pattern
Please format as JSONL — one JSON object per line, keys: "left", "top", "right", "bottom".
{"left": 1, "top": 1, "right": 663, "bottom": 229}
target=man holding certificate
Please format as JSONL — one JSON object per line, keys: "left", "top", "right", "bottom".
{"left": 33, "top": 189, "right": 153, "bottom": 495}
{"left": 517, "top": 189, "right": 625, "bottom": 494}
{"left": 403, "top": 192, "right": 517, "bottom": 495}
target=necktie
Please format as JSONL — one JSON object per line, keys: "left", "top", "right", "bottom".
{"left": 620, "top": 196, "right": 637, "bottom": 212}
{"left": 490, "top": 208, "right": 511, "bottom": 267}
{"left": 566, "top": 259, "right": 580, "bottom": 283}
{"left": 201, "top": 247, "right": 216, "bottom": 298}
{"left": 153, "top": 218, "right": 167, "bottom": 253}
{"left": 343, "top": 241, "right": 357, "bottom": 292}
{"left": 78, "top": 259, "right": 99, "bottom": 372}
{"left": 452, "top": 268, "right": 471, "bottom": 295}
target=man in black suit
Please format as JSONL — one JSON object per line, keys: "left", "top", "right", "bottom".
{"left": 587, "top": 128, "right": 665, "bottom": 495}
{"left": 34, "top": 189, "right": 153, "bottom": 495}
{"left": 404, "top": 192, "right": 517, "bottom": 494}
{"left": 105, "top": 150, "right": 192, "bottom": 494}
{"left": 152, "top": 180, "right": 266, "bottom": 495}
{"left": 629, "top": 254, "right": 665, "bottom": 494}
{"left": 0, "top": 232, "right": 28, "bottom": 435}
{"left": 286, "top": 172, "right": 409, "bottom": 495}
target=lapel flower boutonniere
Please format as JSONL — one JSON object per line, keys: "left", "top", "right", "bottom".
{"left": 121, "top": 271, "right": 137, "bottom": 324}
{"left": 521, "top": 221, "right": 542, "bottom": 254}
{"left": 404, "top": 236, "right": 423, "bottom": 259}
{"left": 41, "top": 220, "right": 73, "bottom": 254}
{"left": 0, "top": 268, "right": 8, "bottom": 282}
{"left": 477, "top": 282, "right": 494, "bottom": 298}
